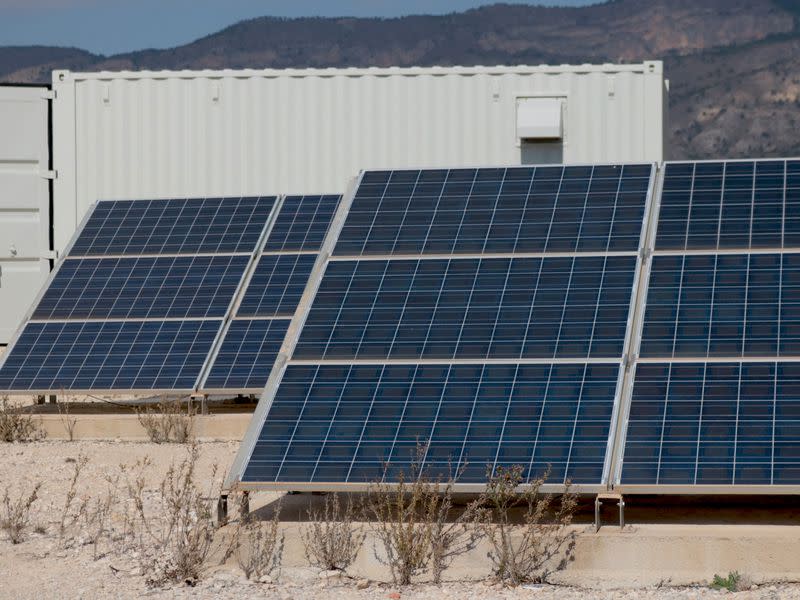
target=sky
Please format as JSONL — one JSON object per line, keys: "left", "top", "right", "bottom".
{"left": 0, "top": 0, "right": 599, "bottom": 55}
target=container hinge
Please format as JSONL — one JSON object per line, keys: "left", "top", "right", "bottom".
{"left": 40, "top": 170, "right": 57, "bottom": 180}
{"left": 41, "top": 90, "right": 56, "bottom": 100}
{"left": 41, "top": 250, "right": 58, "bottom": 260}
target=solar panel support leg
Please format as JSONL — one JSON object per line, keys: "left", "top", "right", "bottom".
{"left": 594, "top": 493, "right": 624, "bottom": 532}
{"left": 241, "top": 491, "right": 250, "bottom": 517}
{"left": 217, "top": 494, "right": 228, "bottom": 525}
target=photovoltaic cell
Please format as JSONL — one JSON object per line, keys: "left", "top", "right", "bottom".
{"left": 335, "top": 165, "right": 652, "bottom": 256}
{"left": 656, "top": 160, "right": 800, "bottom": 251}
{"left": 243, "top": 362, "right": 619, "bottom": 485}
{"left": 203, "top": 319, "right": 291, "bottom": 391}
{"left": 640, "top": 253, "right": 800, "bottom": 358}
{"left": 294, "top": 256, "right": 636, "bottom": 360}
{"left": 70, "top": 197, "right": 276, "bottom": 256}
{"left": 237, "top": 254, "right": 317, "bottom": 318}
{"left": 0, "top": 319, "right": 220, "bottom": 391}
{"left": 622, "top": 362, "right": 800, "bottom": 486}
{"left": 265, "top": 195, "right": 341, "bottom": 252}
{"left": 33, "top": 255, "right": 250, "bottom": 320}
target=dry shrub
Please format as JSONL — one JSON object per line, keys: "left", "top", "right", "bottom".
{"left": 367, "top": 465, "right": 431, "bottom": 586}
{"left": 1, "top": 482, "right": 42, "bottom": 544}
{"left": 367, "top": 446, "right": 479, "bottom": 585}
{"left": 236, "top": 496, "right": 283, "bottom": 581}
{"left": 59, "top": 453, "right": 89, "bottom": 541}
{"left": 426, "top": 470, "right": 481, "bottom": 584}
{"left": 472, "top": 465, "right": 577, "bottom": 586}
{"left": 136, "top": 398, "right": 195, "bottom": 444}
{"left": 0, "top": 397, "right": 45, "bottom": 442}
{"left": 57, "top": 401, "right": 78, "bottom": 441}
{"left": 301, "top": 493, "right": 364, "bottom": 572}
{"left": 81, "top": 472, "right": 121, "bottom": 559}
{"left": 125, "top": 444, "right": 218, "bottom": 585}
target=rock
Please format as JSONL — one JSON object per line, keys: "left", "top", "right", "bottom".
{"left": 356, "top": 579, "right": 370, "bottom": 590}
{"left": 320, "top": 569, "right": 344, "bottom": 580}
{"left": 259, "top": 575, "right": 273, "bottom": 584}
{"left": 387, "top": 592, "right": 401, "bottom": 600}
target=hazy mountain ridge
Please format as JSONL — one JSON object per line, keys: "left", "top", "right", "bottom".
{"left": 2, "top": 0, "right": 799, "bottom": 159}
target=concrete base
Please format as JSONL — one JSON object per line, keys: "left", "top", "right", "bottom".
{"left": 236, "top": 493, "right": 800, "bottom": 588}
{"left": 35, "top": 413, "right": 250, "bottom": 440}
{"left": 242, "top": 522, "right": 800, "bottom": 588}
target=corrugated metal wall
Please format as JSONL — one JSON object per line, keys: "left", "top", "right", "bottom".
{"left": 51, "top": 63, "right": 666, "bottom": 254}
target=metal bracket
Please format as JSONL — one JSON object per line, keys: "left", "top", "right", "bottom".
{"left": 595, "top": 493, "right": 625, "bottom": 532}
{"left": 41, "top": 250, "right": 58, "bottom": 260}
{"left": 40, "top": 90, "right": 56, "bottom": 100}
{"left": 39, "top": 170, "right": 57, "bottom": 180}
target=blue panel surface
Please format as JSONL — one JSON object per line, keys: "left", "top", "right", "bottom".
{"left": 70, "top": 197, "right": 276, "bottom": 256}
{"left": 265, "top": 195, "right": 340, "bottom": 252}
{"left": 294, "top": 256, "right": 636, "bottom": 360}
{"left": 656, "top": 160, "right": 800, "bottom": 251}
{"left": 203, "top": 319, "right": 291, "bottom": 391}
{"left": 0, "top": 320, "right": 220, "bottom": 391}
{"left": 237, "top": 254, "right": 317, "bottom": 318}
{"left": 622, "top": 362, "right": 800, "bottom": 485}
{"left": 33, "top": 255, "right": 249, "bottom": 320}
{"left": 640, "top": 253, "right": 800, "bottom": 358}
{"left": 244, "top": 362, "right": 619, "bottom": 485}
{"left": 335, "top": 165, "right": 652, "bottom": 256}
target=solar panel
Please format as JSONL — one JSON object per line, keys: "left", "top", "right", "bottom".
{"left": 0, "top": 196, "right": 280, "bottom": 394}
{"left": 621, "top": 362, "right": 800, "bottom": 486}
{"left": 618, "top": 158, "right": 800, "bottom": 492}
{"left": 265, "top": 195, "right": 341, "bottom": 252}
{"left": 294, "top": 255, "right": 636, "bottom": 360}
{"left": 243, "top": 362, "right": 619, "bottom": 485}
{"left": 0, "top": 319, "right": 220, "bottom": 392}
{"left": 70, "top": 197, "right": 276, "bottom": 256}
{"left": 33, "top": 255, "right": 250, "bottom": 320}
{"left": 335, "top": 165, "right": 652, "bottom": 256}
{"left": 656, "top": 160, "right": 800, "bottom": 251}
{"left": 237, "top": 254, "right": 317, "bottom": 318}
{"left": 228, "top": 163, "right": 654, "bottom": 491}
{"left": 639, "top": 252, "right": 800, "bottom": 358}
{"left": 202, "top": 319, "right": 290, "bottom": 391}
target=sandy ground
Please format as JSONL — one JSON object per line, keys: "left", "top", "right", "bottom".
{"left": 2, "top": 440, "right": 800, "bottom": 599}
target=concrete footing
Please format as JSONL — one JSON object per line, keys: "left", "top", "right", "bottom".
{"left": 34, "top": 413, "right": 250, "bottom": 440}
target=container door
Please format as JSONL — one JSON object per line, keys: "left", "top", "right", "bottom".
{"left": 0, "top": 86, "right": 52, "bottom": 344}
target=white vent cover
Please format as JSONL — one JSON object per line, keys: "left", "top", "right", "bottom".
{"left": 516, "top": 98, "right": 563, "bottom": 140}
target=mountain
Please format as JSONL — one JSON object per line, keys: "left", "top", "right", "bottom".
{"left": 2, "top": 0, "right": 800, "bottom": 159}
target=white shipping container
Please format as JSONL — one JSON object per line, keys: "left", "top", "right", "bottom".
{"left": 51, "top": 62, "right": 667, "bottom": 254}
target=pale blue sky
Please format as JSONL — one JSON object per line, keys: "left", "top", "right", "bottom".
{"left": 0, "top": 0, "right": 599, "bottom": 55}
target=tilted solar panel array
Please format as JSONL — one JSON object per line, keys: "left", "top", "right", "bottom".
{"left": 233, "top": 165, "right": 655, "bottom": 489}
{"left": 200, "top": 195, "right": 341, "bottom": 393}
{"left": 619, "top": 159, "right": 800, "bottom": 489}
{"left": 0, "top": 197, "right": 276, "bottom": 393}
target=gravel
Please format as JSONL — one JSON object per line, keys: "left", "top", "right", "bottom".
{"left": 1, "top": 440, "right": 799, "bottom": 599}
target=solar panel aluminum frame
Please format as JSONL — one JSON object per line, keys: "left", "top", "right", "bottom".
{"left": 598, "top": 161, "right": 660, "bottom": 487}
{"left": 224, "top": 174, "right": 363, "bottom": 491}
{"left": 610, "top": 157, "right": 800, "bottom": 495}
{"left": 0, "top": 197, "right": 279, "bottom": 396}
{"left": 223, "top": 162, "right": 660, "bottom": 494}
